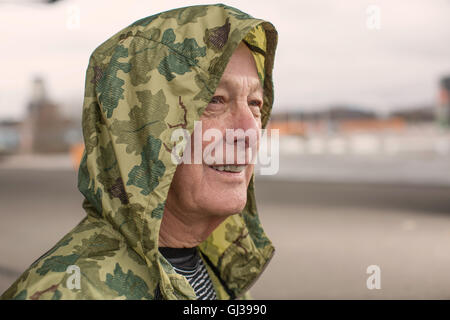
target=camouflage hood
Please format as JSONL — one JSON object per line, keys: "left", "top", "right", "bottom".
{"left": 2, "top": 4, "right": 278, "bottom": 300}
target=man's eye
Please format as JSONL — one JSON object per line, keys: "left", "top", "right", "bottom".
{"left": 210, "top": 96, "right": 225, "bottom": 104}
{"left": 249, "top": 100, "right": 262, "bottom": 108}
{"left": 249, "top": 100, "right": 262, "bottom": 118}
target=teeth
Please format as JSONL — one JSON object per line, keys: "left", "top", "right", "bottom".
{"left": 211, "top": 165, "right": 246, "bottom": 173}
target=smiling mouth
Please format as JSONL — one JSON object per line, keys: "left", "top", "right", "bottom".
{"left": 209, "top": 165, "right": 247, "bottom": 173}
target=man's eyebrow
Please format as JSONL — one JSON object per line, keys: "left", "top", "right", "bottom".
{"left": 250, "top": 81, "right": 264, "bottom": 94}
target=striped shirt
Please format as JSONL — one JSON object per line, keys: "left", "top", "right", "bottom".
{"left": 159, "top": 247, "right": 217, "bottom": 300}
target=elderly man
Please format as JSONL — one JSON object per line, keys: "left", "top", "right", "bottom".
{"left": 1, "top": 4, "right": 278, "bottom": 300}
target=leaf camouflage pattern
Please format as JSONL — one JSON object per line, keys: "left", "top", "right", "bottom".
{"left": 1, "top": 4, "right": 278, "bottom": 300}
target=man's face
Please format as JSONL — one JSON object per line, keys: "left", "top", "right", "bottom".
{"left": 166, "top": 42, "right": 263, "bottom": 218}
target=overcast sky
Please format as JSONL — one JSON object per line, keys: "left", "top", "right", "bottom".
{"left": 1, "top": 0, "right": 450, "bottom": 120}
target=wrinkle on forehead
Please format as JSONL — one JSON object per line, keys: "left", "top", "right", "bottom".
{"left": 216, "top": 42, "right": 263, "bottom": 96}
{"left": 224, "top": 42, "right": 259, "bottom": 76}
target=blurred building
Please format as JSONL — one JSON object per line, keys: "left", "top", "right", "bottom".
{"left": 390, "top": 105, "right": 435, "bottom": 124}
{"left": 436, "top": 76, "right": 450, "bottom": 128}
{"left": 19, "top": 76, "right": 78, "bottom": 153}
{"left": 268, "top": 106, "right": 405, "bottom": 136}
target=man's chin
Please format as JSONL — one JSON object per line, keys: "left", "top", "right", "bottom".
{"left": 202, "top": 197, "right": 248, "bottom": 217}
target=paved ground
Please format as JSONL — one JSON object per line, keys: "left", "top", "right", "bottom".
{"left": 260, "top": 153, "right": 450, "bottom": 187}
{"left": 252, "top": 179, "right": 450, "bottom": 299}
{"left": 1, "top": 162, "right": 450, "bottom": 299}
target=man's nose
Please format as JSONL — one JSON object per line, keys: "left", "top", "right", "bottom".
{"left": 228, "top": 100, "right": 259, "bottom": 148}
{"left": 232, "top": 99, "right": 259, "bottom": 127}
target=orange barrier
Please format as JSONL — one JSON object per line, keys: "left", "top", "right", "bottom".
{"left": 70, "top": 143, "right": 84, "bottom": 171}
{"left": 267, "top": 118, "right": 406, "bottom": 135}
{"left": 266, "top": 121, "right": 308, "bottom": 136}
{"left": 338, "top": 117, "right": 406, "bottom": 133}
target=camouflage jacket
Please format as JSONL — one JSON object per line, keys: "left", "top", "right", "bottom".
{"left": 1, "top": 4, "right": 278, "bottom": 300}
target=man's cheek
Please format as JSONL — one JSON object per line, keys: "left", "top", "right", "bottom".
{"left": 251, "top": 129, "right": 261, "bottom": 164}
